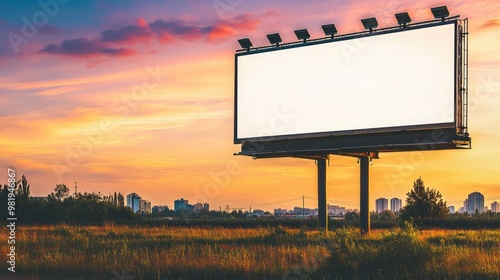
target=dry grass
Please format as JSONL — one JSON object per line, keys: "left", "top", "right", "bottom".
{"left": 0, "top": 224, "right": 499, "bottom": 279}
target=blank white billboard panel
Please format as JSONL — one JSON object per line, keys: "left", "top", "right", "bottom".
{"left": 235, "top": 22, "right": 457, "bottom": 142}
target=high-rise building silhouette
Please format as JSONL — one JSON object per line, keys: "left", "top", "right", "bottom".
{"left": 328, "top": 204, "right": 346, "bottom": 215}
{"left": 375, "top": 198, "right": 389, "bottom": 213}
{"left": 194, "top": 203, "right": 204, "bottom": 211}
{"left": 466, "top": 192, "right": 484, "bottom": 214}
{"left": 390, "top": 198, "right": 402, "bottom": 212}
{"left": 492, "top": 201, "right": 499, "bottom": 213}
{"left": 174, "top": 198, "right": 193, "bottom": 212}
{"left": 140, "top": 200, "right": 152, "bottom": 214}
{"left": 126, "top": 193, "right": 141, "bottom": 213}
{"left": 127, "top": 193, "right": 151, "bottom": 213}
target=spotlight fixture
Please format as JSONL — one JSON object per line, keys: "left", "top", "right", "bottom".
{"left": 267, "top": 33, "right": 282, "bottom": 47}
{"left": 395, "top": 12, "right": 411, "bottom": 27}
{"left": 361, "top": 17, "right": 378, "bottom": 33}
{"left": 321, "top": 24, "right": 338, "bottom": 39}
{"left": 431, "top": 6, "right": 449, "bottom": 21}
{"left": 294, "top": 29, "right": 310, "bottom": 43}
{"left": 237, "top": 38, "right": 252, "bottom": 51}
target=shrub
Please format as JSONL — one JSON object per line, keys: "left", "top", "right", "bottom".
{"left": 317, "top": 223, "right": 437, "bottom": 279}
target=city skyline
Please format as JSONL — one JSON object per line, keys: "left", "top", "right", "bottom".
{"left": 1, "top": 1, "right": 500, "bottom": 213}
{"left": 121, "top": 191, "right": 498, "bottom": 213}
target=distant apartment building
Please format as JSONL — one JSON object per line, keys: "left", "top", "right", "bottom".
{"left": 466, "top": 192, "right": 484, "bottom": 214}
{"left": 390, "top": 198, "right": 402, "bottom": 213}
{"left": 140, "top": 200, "right": 152, "bottom": 214}
{"left": 491, "top": 201, "right": 499, "bottom": 213}
{"left": 274, "top": 208, "right": 287, "bottom": 216}
{"left": 328, "top": 205, "right": 346, "bottom": 216}
{"left": 375, "top": 198, "right": 389, "bottom": 213}
{"left": 251, "top": 209, "right": 265, "bottom": 217}
{"left": 193, "top": 202, "right": 209, "bottom": 212}
{"left": 126, "top": 193, "right": 142, "bottom": 213}
{"left": 193, "top": 203, "right": 204, "bottom": 211}
{"left": 152, "top": 205, "right": 169, "bottom": 215}
{"left": 126, "top": 193, "right": 152, "bottom": 214}
{"left": 174, "top": 198, "right": 188, "bottom": 211}
{"left": 448, "top": 206, "right": 455, "bottom": 214}
{"left": 293, "top": 207, "right": 318, "bottom": 217}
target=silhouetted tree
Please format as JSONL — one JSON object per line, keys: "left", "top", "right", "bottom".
{"left": 344, "top": 212, "right": 360, "bottom": 224}
{"left": 16, "top": 175, "right": 30, "bottom": 200}
{"left": 117, "top": 193, "right": 124, "bottom": 207}
{"left": 401, "top": 177, "right": 448, "bottom": 221}
{"left": 52, "top": 184, "right": 70, "bottom": 201}
{"left": 379, "top": 210, "right": 397, "bottom": 221}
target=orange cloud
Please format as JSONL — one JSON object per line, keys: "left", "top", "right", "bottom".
{"left": 208, "top": 14, "right": 260, "bottom": 42}
{"left": 207, "top": 24, "right": 236, "bottom": 42}
{"left": 137, "top": 17, "right": 148, "bottom": 28}
{"left": 477, "top": 19, "right": 500, "bottom": 30}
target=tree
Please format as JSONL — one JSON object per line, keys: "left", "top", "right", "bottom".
{"left": 16, "top": 175, "right": 30, "bottom": 200}
{"left": 401, "top": 177, "right": 448, "bottom": 220}
{"left": 379, "top": 210, "right": 397, "bottom": 221}
{"left": 52, "top": 184, "right": 70, "bottom": 201}
{"left": 344, "top": 212, "right": 359, "bottom": 224}
{"left": 117, "top": 193, "right": 124, "bottom": 207}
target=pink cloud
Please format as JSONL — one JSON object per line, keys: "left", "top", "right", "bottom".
{"left": 99, "top": 24, "right": 154, "bottom": 44}
{"left": 207, "top": 24, "right": 236, "bottom": 42}
{"left": 149, "top": 19, "right": 204, "bottom": 41}
{"left": 231, "top": 14, "right": 260, "bottom": 31}
{"left": 38, "top": 14, "right": 261, "bottom": 59}
{"left": 207, "top": 14, "right": 261, "bottom": 42}
{"left": 477, "top": 19, "right": 500, "bottom": 30}
{"left": 39, "top": 38, "right": 135, "bottom": 58}
{"left": 137, "top": 17, "right": 148, "bottom": 28}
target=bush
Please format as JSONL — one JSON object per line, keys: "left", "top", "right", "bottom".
{"left": 316, "top": 223, "right": 438, "bottom": 279}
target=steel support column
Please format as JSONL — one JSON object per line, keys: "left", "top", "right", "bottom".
{"left": 359, "top": 156, "right": 370, "bottom": 235}
{"left": 317, "top": 158, "right": 327, "bottom": 231}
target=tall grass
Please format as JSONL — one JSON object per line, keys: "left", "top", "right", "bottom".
{"left": 0, "top": 224, "right": 499, "bottom": 279}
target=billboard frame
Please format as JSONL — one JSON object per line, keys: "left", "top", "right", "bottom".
{"left": 233, "top": 15, "right": 470, "bottom": 234}
{"left": 234, "top": 19, "right": 466, "bottom": 146}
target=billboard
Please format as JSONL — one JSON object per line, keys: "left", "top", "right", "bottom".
{"left": 235, "top": 21, "right": 459, "bottom": 144}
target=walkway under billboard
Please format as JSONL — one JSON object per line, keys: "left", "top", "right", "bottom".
{"left": 234, "top": 12, "right": 469, "bottom": 234}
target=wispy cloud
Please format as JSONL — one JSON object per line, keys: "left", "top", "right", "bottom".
{"left": 39, "top": 38, "right": 136, "bottom": 58}
{"left": 38, "top": 14, "right": 261, "bottom": 59}
{"left": 206, "top": 14, "right": 260, "bottom": 42}
{"left": 149, "top": 19, "right": 205, "bottom": 42}
{"left": 477, "top": 19, "right": 500, "bottom": 30}
{"left": 100, "top": 19, "right": 154, "bottom": 43}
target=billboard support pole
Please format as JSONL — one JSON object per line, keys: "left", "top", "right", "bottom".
{"left": 317, "top": 158, "right": 328, "bottom": 231}
{"left": 359, "top": 156, "right": 370, "bottom": 235}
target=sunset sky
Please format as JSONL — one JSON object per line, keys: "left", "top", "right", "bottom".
{"left": 1, "top": 0, "right": 499, "bottom": 212}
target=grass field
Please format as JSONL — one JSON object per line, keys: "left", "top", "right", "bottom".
{"left": 1, "top": 223, "right": 499, "bottom": 279}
